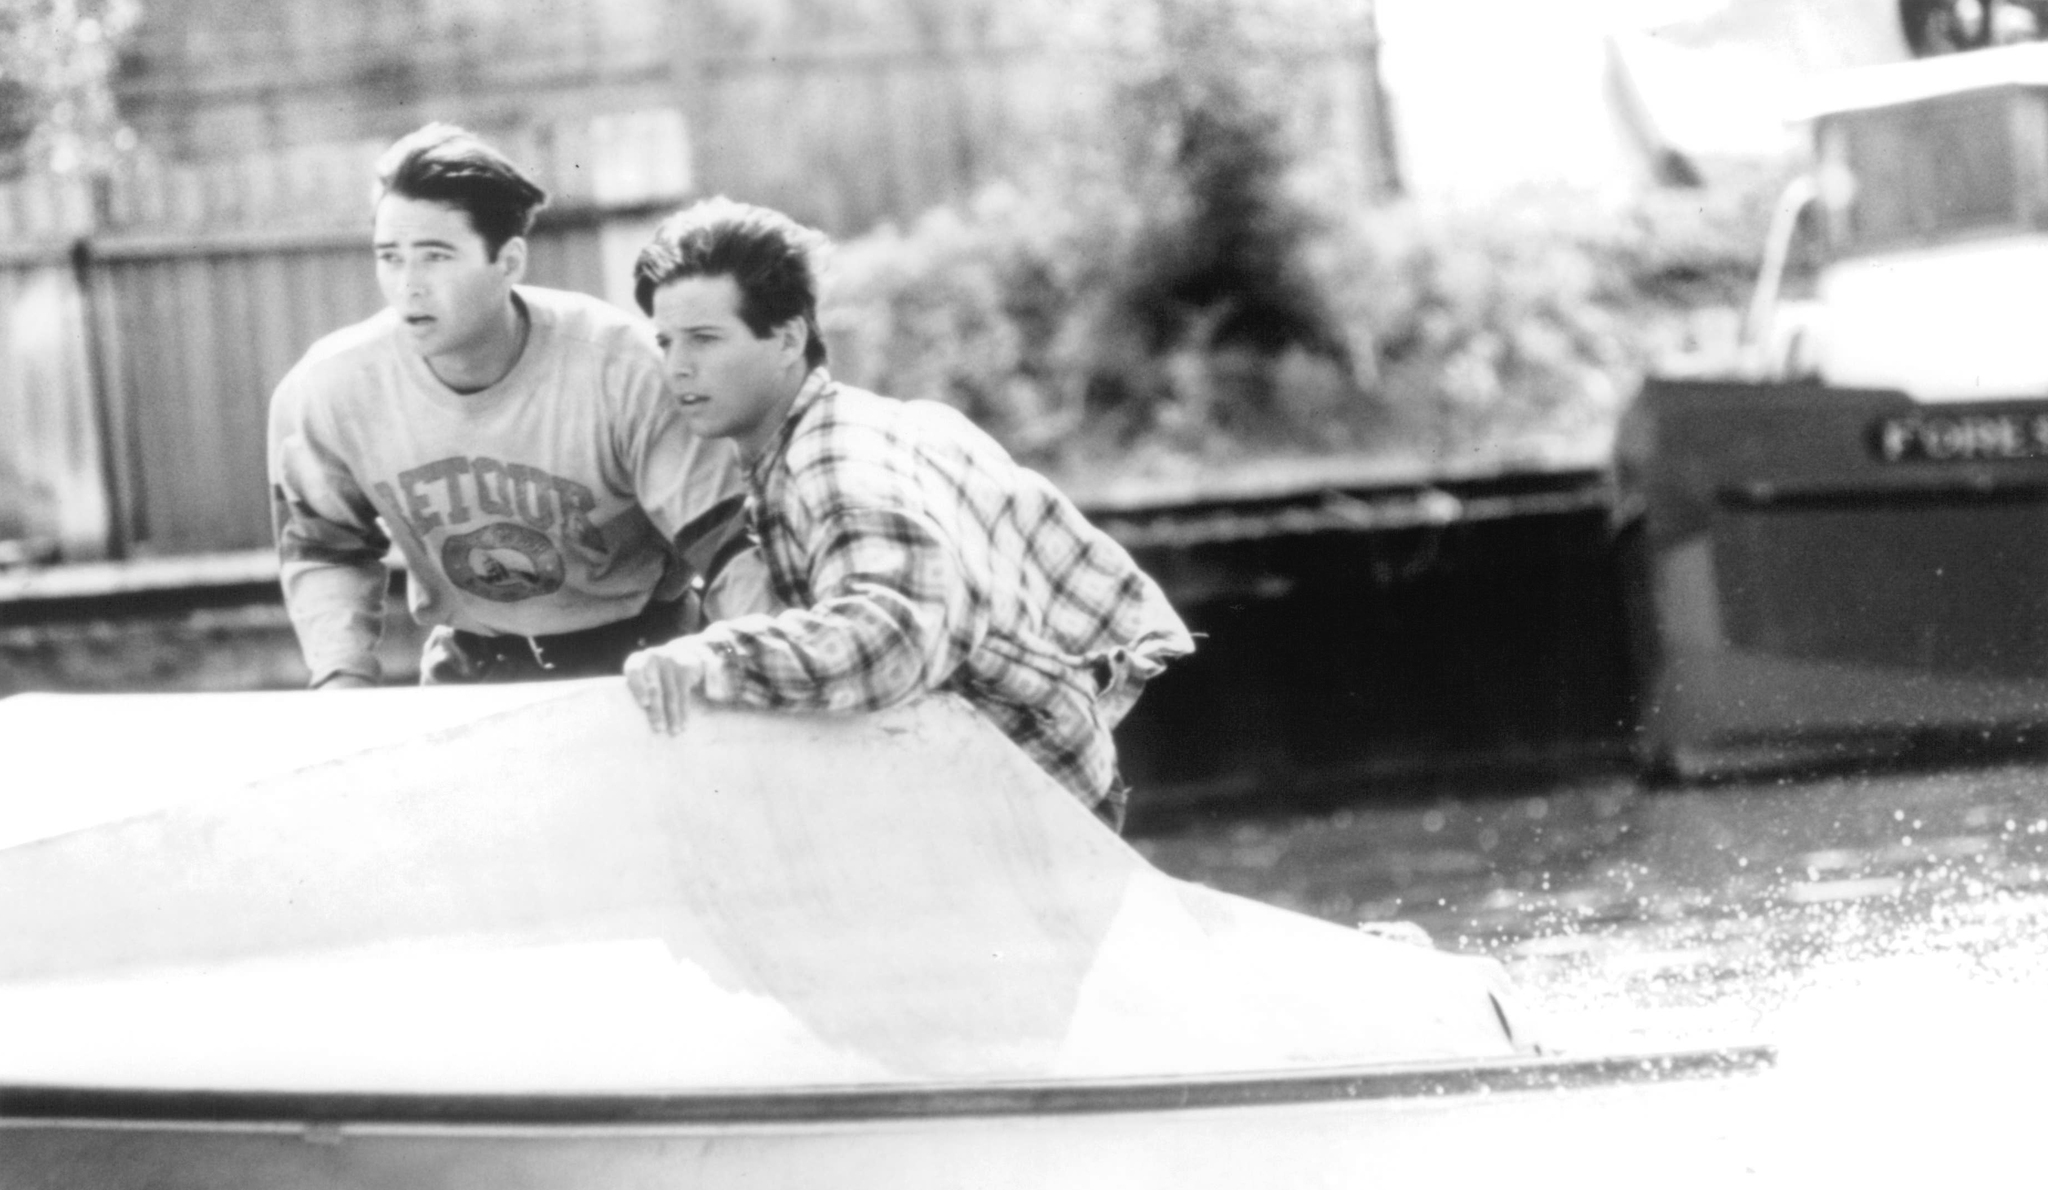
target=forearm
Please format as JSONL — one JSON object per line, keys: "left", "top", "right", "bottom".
{"left": 696, "top": 581, "right": 949, "bottom": 713}
{"left": 623, "top": 593, "right": 935, "bottom": 737}
{"left": 271, "top": 391, "right": 393, "bottom": 685}
{"left": 658, "top": 502, "right": 968, "bottom": 714}
{"left": 280, "top": 558, "right": 388, "bottom": 686}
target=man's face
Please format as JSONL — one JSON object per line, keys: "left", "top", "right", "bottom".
{"left": 372, "top": 194, "right": 522, "bottom": 366}
{"left": 650, "top": 274, "right": 804, "bottom": 457}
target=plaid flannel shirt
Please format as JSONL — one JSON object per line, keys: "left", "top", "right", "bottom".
{"left": 696, "top": 370, "right": 1194, "bottom": 811}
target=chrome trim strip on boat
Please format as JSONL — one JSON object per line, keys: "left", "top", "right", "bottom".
{"left": 0, "top": 1046, "right": 1775, "bottom": 1127}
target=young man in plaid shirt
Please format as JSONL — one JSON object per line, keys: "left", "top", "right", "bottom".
{"left": 621, "top": 198, "right": 1193, "bottom": 831}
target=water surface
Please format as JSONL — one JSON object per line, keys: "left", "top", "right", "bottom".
{"left": 1136, "top": 760, "right": 2048, "bottom": 1056}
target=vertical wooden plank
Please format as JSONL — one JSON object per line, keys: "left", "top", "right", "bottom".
{"left": 245, "top": 247, "right": 301, "bottom": 397}
{"left": 185, "top": 250, "right": 250, "bottom": 550}
{"left": 43, "top": 258, "right": 112, "bottom": 558}
{"left": 0, "top": 260, "right": 114, "bottom": 560}
{"left": 288, "top": 244, "right": 342, "bottom": 362}
{"left": 289, "top": 241, "right": 381, "bottom": 366}
{"left": 100, "top": 157, "right": 131, "bottom": 231}
{"left": 122, "top": 253, "right": 215, "bottom": 553}
{"left": 210, "top": 251, "right": 273, "bottom": 548}
{"left": 83, "top": 254, "right": 143, "bottom": 553}
{"left": 336, "top": 241, "right": 384, "bottom": 338}
{"left": 119, "top": 255, "right": 173, "bottom": 552}
{"left": 0, "top": 265, "right": 32, "bottom": 546}
{"left": 133, "top": 258, "right": 180, "bottom": 545}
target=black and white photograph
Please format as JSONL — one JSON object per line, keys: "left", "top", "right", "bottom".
{"left": 3, "top": 0, "right": 2046, "bottom": 1183}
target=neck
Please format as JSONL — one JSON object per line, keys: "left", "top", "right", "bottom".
{"left": 738, "top": 366, "right": 812, "bottom": 466}
{"left": 428, "top": 296, "right": 528, "bottom": 394}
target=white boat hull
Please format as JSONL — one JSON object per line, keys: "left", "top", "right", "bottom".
{"left": 0, "top": 681, "right": 1771, "bottom": 1184}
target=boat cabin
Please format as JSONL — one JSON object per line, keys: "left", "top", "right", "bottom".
{"left": 1748, "top": 41, "right": 2048, "bottom": 399}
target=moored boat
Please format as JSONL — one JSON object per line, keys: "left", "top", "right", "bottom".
{"left": 1620, "top": 43, "right": 2048, "bottom": 778}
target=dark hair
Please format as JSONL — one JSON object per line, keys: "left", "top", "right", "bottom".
{"left": 634, "top": 197, "right": 828, "bottom": 369}
{"left": 374, "top": 123, "right": 548, "bottom": 259}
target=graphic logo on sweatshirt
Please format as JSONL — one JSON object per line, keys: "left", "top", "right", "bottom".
{"left": 374, "top": 455, "right": 611, "bottom": 603}
{"left": 442, "top": 523, "right": 566, "bottom": 602}
{"left": 376, "top": 456, "right": 607, "bottom": 555}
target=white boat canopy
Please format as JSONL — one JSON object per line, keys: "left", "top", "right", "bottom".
{"left": 1786, "top": 38, "right": 2048, "bottom": 121}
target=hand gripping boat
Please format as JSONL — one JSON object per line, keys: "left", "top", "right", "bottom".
{"left": 0, "top": 682, "right": 1769, "bottom": 1187}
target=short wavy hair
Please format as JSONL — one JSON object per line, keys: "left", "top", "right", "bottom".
{"left": 374, "top": 123, "right": 548, "bottom": 259}
{"left": 634, "top": 197, "right": 828, "bottom": 369}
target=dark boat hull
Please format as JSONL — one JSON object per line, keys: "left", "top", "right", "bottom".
{"left": 1616, "top": 378, "right": 2048, "bottom": 777}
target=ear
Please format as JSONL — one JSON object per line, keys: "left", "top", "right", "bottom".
{"left": 776, "top": 316, "right": 808, "bottom": 366}
{"left": 498, "top": 236, "right": 529, "bottom": 286}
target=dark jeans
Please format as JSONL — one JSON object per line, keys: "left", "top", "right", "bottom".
{"left": 420, "top": 595, "right": 692, "bottom": 685}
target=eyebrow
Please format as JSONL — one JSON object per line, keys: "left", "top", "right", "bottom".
{"left": 372, "top": 237, "right": 463, "bottom": 252}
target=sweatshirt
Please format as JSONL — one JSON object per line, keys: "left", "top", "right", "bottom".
{"left": 267, "top": 285, "right": 746, "bottom": 685}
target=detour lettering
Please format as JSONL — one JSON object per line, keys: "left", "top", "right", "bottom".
{"left": 372, "top": 455, "right": 606, "bottom": 554}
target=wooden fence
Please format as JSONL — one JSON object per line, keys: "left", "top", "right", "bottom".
{"left": 0, "top": 120, "right": 686, "bottom": 563}
{"left": 0, "top": 26, "right": 1395, "bottom": 564}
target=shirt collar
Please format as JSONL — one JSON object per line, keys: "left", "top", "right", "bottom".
{"left": 749, "top": 367, "right": 833, "bottom": 485}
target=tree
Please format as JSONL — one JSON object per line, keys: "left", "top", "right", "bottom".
{"left": 0, "top": 0, "right": 137, "bottom": 179}
{"left": 1075, "top": 0, "right": 1364, "bottom": 442}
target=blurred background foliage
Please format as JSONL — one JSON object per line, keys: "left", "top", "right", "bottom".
{"left": 0, "top": 0, "right": 135, "bottom": 178}
{"left": 823, "top": 0, "right": 1780, "bottom": 490}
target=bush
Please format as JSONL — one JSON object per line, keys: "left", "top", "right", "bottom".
{"left": 1304, "top": 177, "right": 1781, "bottom": 471}
{"left": 822, "top": 183, "right": 1120, "bottom": 464}
{"left": 824, "top": 169, "right": 1785, "bottom": 482}
{"left": 818, "top": 0, "right": 1786, "bottom": 484}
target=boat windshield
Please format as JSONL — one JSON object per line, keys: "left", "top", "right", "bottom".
{"left": 1823, "top": 87, "right": 2048, "bottom": 253}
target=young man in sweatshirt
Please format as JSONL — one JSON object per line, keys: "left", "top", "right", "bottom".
{"left": 269, "top": 124, "right": 764, "bottom": 688}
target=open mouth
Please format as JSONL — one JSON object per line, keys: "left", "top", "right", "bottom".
{"left": 676, "top": 393, "right": 711, "bottom": 407}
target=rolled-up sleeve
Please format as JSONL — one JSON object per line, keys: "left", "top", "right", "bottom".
{"left": 697, "top": 503, "right": 971, "bottom": 713}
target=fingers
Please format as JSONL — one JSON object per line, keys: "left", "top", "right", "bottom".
{"left": 315, "top": 673, "right": 377, "bottom": 692}
{"left": 654, "top": 651, "right": 693, "bottom": 735}
{"left": 623, "top": 650, "right": 673, "bottom": 734}
{"left": 623, "top": 646, "right": 698, "bottom": 736}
